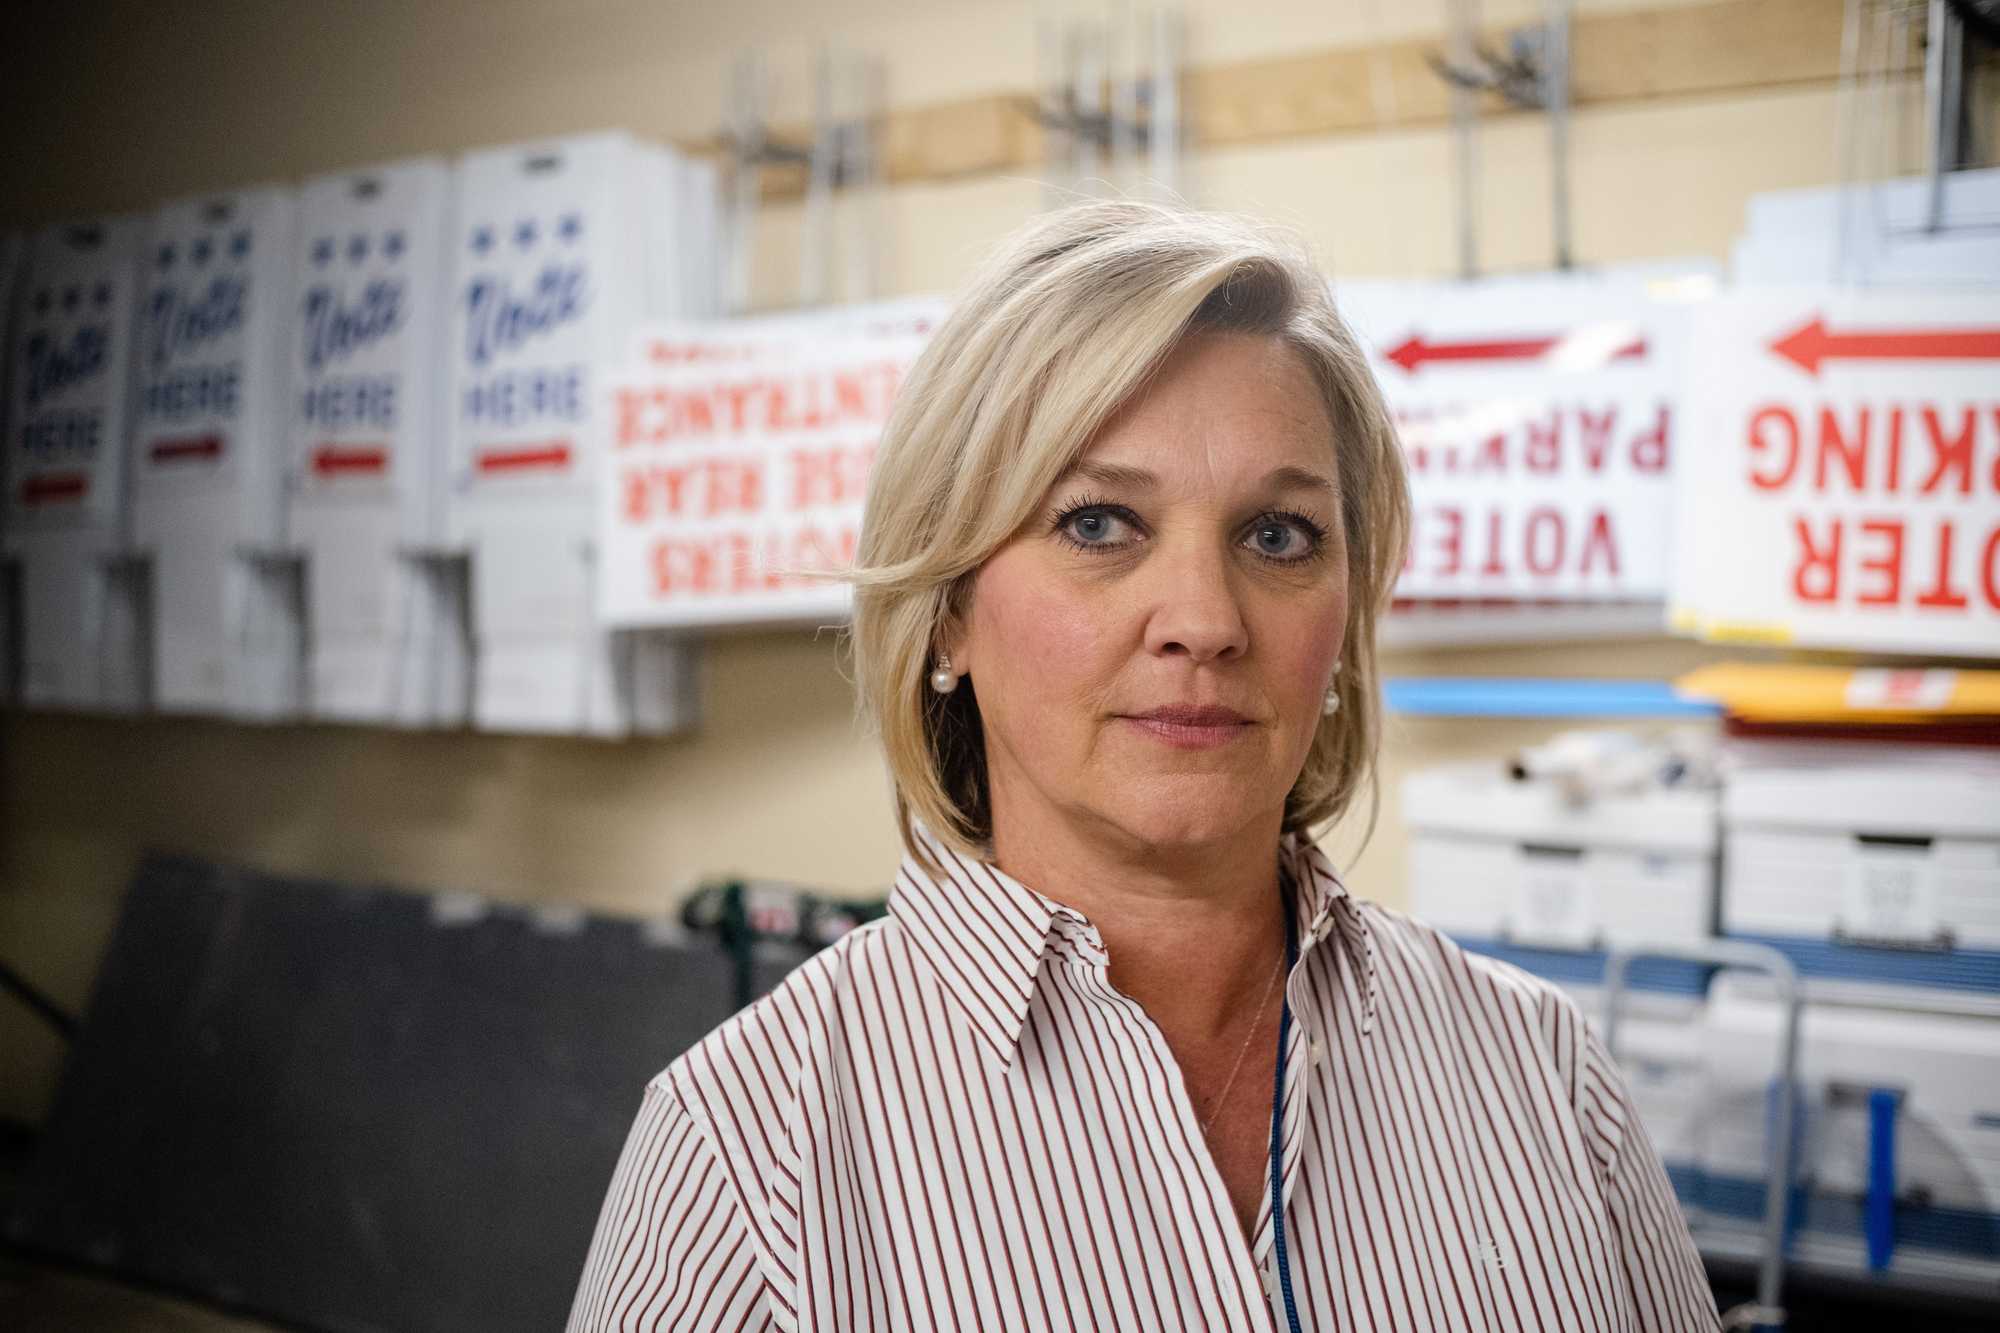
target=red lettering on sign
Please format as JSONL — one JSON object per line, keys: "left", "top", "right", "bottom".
{"left": 615, "top": 363, "right": 905, "bottom": 447}
{"left": 1432, "top": 506, "right": 1464, "bottom": 576}
{"left": 1403, "top": 505, "right": 1630, "bottom": 585}
{"left": 1916, "top": 522, "right": 1970, "bottom": 610}
{"left": 1523, "top": 414, "right": 1557, "bottom": 474}
{"left": 1748, "top": 406, "right": 1798, "bottom": 490}
{"left": 1630, "top": 405, "right": 1670, "bottom": 473}
{"left": 1985, "top": 527, "right": 2000, "bottom": 610}
{"left": 620, "top": 458, "right": 768, "bottom": 521}
{"left": 1792, "top": 517, "right": 1841, "bottom": 603}
{"left": 1480, "top": 510, "right": 1506, "bottom": 577}
{"left": 1472, "top": 432, "right": 1506, "bottom": 474}
{"left": 789, "top": 445, "right": 875, "bottom": 510}
{"left": 1747, "top": 399, "right": 2000, "bottom": 498}
{"left": 648, "top": 524, "right": 862, "bottom": 598}
{"left": 1579, "top": 510, "right": 1620, "bottom": 577}
{"left": 1855, "top": 519, "right": 1904, "bottom": 607}
{"left": 1525, "top": 508, "right": 1565, "bottom": 576}
{"left": 1816, "top": 406, "right": 1869, "bottom": 493}
{"left": 1782, "top": 515, "right": 2000, "bottom": 613}
{"left": 1919, "top": 405, "right": 1976, "bottom": 496}
{"left": 1578, "top": 407, "right": 1615, "bottom": 473}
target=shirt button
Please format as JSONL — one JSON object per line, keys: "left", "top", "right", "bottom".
{"left": 1309, "top": 1038, "right": 1324, "bottom": 1064}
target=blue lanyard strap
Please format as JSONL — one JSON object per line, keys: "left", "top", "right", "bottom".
{"left": 1269, "top": 881, "right": 1304, "bottom": 1333}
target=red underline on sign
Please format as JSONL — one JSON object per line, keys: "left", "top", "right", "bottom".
{"left": 1769, "top": 315, "right": 2000, "bottom": 376}
{"left": 311, "top": 445, "right": 390, "bottom": 476}
{"left": 149, "top": 434, "right": 224, "bottom": 463}
{"left": 21, "top": 473, "right": 89, "bottom": 504}
{"left": 1383, "top": 332, "right": 1648, "bottom": 375}
{"left": 476, "top": 442, "right": 573, "bottom": 474}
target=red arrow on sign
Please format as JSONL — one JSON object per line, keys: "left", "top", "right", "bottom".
{"left": 311, "top": 445, "right": 389, "bottom": 477}
{"left": 21, "top": 473, "right": 88, "bottom": 505}
{"left": 1383, "top": 331, "right": 1648, "bottom": 374}
{"left": 148, "top": 434, "right": 224, "bottom": 464}
{"left": 1769, "top": 315, "right": 2000, "bottom": 376}
{"left": 475, "top": 442, "right": 572, "bottom": 474}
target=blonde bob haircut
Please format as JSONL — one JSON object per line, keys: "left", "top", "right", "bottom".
{"left": 851, "top": 200, "right": 1411, "bottom": 867}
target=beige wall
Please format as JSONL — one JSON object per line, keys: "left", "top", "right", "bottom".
{"left": 0, "top": 0, "right": 1950, "bottom": 1125}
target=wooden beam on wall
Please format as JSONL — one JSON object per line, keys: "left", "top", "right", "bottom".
{"left": 701, "top": 0, "right": 1941, "bottom": 204}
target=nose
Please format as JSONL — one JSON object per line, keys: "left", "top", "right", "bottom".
{"left": 1142, "top": 541, "right": 1248, "bottom": 663}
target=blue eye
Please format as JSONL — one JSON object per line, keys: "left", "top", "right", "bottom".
{"left": 1242, "top": 512, "right": 1328, "bottom": 564}
{"left": 1069, "top": 510, "right": 1130, "bottom": 543}
{"left": 1050, "top": 498, "right": 1143, "bottom": 551}
{"left": 1250, "top": 521, "right": 1305, "bottom": 556}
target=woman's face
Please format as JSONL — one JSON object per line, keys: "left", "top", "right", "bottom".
{"left": 953, "top": 331, "right": 1350, "bottom": 859}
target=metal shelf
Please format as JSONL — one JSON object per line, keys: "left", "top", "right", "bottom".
{"left": 1695, "top": 1220, "right": 2000, "bottom": 1311}
{"left": 1383, "top": 676, "right": 1722, "bottom": 718}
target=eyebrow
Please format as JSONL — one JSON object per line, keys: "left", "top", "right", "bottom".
{"left": 1058, "top": 460, "right": 1337, "bottom": 495}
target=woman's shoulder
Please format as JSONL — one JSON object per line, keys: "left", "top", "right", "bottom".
{"left": 650, "top": 913, "right": 903, "bottom": 1115}
{"left": 1345, "top": 896, "right": 1596, "bottom": 1056}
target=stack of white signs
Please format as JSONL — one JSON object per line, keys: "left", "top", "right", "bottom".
{"left": 4, "top": 218, "right": 147, "bottom": 711}
{"left": 1731, "top": 166, "right": 2000, "bottom": 290}
{"left": 1332, "top": 263, "right": 1716, "bottom": 644}
{"left": 598, "top": 299, "right": 944, "bottom": 633}
{"left": 1673, "top": 295, "right": 2000, "bottom": 656}
{"left": 288, "top": 157, "right": 461, "bottom": 726}
{"left": 129, "top": 187, "right": 301, "bottom": 718}
{"left": 445, "top": 132, "right": 718, "bottom": 735}
{"left": 1674, "top": 171, "right": 2000, "bottom": 658}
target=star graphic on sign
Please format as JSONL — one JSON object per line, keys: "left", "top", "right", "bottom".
{"left": 32, "top": 289, "right": 51, "bottom": 315}
{"left": 348, "top": 234, "right": 368, "bottom": 263}
{"left": 92, "top": 282, "right": 112, "bottom": 309}
{"left": 192, "top": 236, "right": 213, "bottom": 265}
{"left": 312, "top": 237, "right": 334, "bottom": 266}
{"left": 514, "top": 218, "right": 537, "bottom": 249}
{"left": 230, "top": 231, "right": 251, "bottom": 259}
{"left": 61, "top": 287, "right": 80, "bottom": 311}
{"left": 471, "top": 225, "right": 494, "bottom": 255}
{"left": 157, "top": 244, "right": 176, "bottom": 269}
{"left": 558, "top": 213, "right": 582, "bottom": 242}
{"left": 383, "top": 230, "right": 405, "bottom": 260}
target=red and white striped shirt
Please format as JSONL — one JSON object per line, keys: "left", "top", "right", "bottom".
{"left": 567, "top": 830, "right": 1720, "bottom": 1331}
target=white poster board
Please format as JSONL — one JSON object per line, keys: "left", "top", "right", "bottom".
{"left": 1335, "top": 269, "right": 1712, "bottom": 601}
{"left": 599, "top": 333, "right": 925, "bottom": 629}
{"left": 130, "top": 186, "right": 300, "bottom": 717}
{"left": 4, "top": 218, "right": 147, "bottom": 711}
{"left": 1673, "top": 288, "right": 2000, "bottom": 657}
{"left": 288, "top": 157, "right": 458, "bottom": 724}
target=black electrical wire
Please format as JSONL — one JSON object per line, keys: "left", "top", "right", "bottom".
{"left": 0, "top": 955, "right": 77, "bottom": 1041}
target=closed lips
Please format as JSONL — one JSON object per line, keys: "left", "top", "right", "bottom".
{"left": 1126, "top": 705, "right": 1251, "bottom": 726}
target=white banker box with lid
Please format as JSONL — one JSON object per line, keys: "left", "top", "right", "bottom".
{"left": 1404, "top": 760, "right": 1719, "bottom": 953}
{"left": 129, "top": 186, "right": 301, "bottom": 717}
{"left": 446, "top": 131, "right": 711, "bottom": 735}
{"left": 1720, "top": 744, "right": 2000, "bottom": 998}
{"left": 4, "top": 218, "right": 147, "bottom": 711}
{"left": 1695, "top": 977, "right": 2000, "bottom": 1280}
{"left": 289, "top": 157, "right": 461, "bottom": 725}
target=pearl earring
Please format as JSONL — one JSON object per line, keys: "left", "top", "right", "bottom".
{"left": 1323, "top": 658, "right": 1342, "bottom": 715}
{"left": 929, "top": 653, "right": 959, "bottom": 695}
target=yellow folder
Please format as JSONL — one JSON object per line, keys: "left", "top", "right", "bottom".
{"left": 1674, "top": 664, "right": 2000, "bottom": 724}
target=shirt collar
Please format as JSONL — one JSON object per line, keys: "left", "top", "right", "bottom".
{"left": 887, "top": 825, "right": 1380, "bottom": 1071}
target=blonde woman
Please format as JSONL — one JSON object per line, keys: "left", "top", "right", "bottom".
{"left": 568, "top": 202, "right": 1719, "bottom": 1332}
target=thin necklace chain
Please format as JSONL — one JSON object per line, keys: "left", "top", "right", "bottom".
{"left": 1200, "top": 945, "right": 1285, "bottom": 1139}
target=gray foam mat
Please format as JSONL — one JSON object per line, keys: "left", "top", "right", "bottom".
{"left": 3, "top": 853, "right": 799, "bottom": 1332}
